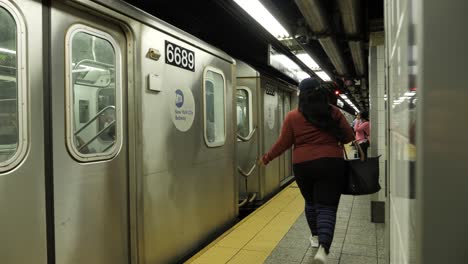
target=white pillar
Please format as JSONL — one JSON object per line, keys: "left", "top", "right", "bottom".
{"left": 368, "top": 32, "right": 386, "bottom": 221}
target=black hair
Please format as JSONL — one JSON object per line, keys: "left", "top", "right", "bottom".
{"left": 298, "top": 82, "right": 345, "bottom": 142}
{"left": 360, "top": 111, "right": 369, "bottom": 121}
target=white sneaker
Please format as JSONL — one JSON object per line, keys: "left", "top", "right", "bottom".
{"left": 309, "top": 235, "right": 319, "bottom": 248}
{"left": 312, "top": 245, "right": 328, "bottom": 264}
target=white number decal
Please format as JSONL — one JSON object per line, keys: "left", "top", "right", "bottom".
{"left": 188, "top": 53, "right": 194, "bottom": 69}
{"left": 166, "top": 41, "right": 195, "bottom": 70}
{"left": 181, "top": 50, "right": 188, "bottom": 67}
{"left": 174, "top": 47, "right": 181, "bottom": 65}
{"left": 166, "top": 43, "right": 174, "bottom": 63}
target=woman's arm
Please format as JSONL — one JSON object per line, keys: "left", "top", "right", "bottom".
{"left": 262, "top": 113, "right": 294, "bottom": 165}
{"left": 355, "top": 121, "right": 369, "bottom": 132}
{"left": 354, "top": 121, "right": 367, "bottom": 132}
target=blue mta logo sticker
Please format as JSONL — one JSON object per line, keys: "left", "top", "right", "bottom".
{"left": 175, "top": 89, "right": 184, "bottom": 108}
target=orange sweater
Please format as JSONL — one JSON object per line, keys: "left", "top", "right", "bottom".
{"left": 262, "top": 106, "right": 355, "bottom": 165}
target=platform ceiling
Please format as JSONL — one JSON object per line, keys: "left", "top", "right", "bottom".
{"left": 123, "top": 0, "right": 384, "bottom": 112}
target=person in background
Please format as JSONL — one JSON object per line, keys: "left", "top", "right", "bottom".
{"left": 351, "top": 114, "right": 357, "bottom": 129}
{"left": 354, "top": 111, "right": 370, "bottom": 159}
{"left": 259, "top": 78, "right": 354, "bottom": 264}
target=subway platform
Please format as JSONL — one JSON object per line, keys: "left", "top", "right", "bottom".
{"left": 186, "top": 182, "right": 386, "bottom": 264}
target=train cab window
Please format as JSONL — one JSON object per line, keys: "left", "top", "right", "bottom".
{"left": 236, "top": 87, "right": 252, "bottom": 139}
{"left": 66, "top": 25, "right": 122, "bottom": 161}
{"left": 203, "top": 67, "right": 226, "bottom": 147}
{"left": 0, "top": 4, "right": 27, "bottom": 172}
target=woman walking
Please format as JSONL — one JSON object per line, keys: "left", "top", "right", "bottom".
{"left": 260, "top": 78, "right": 354, "bottom": 263}
{"left": 354, "top": 111, "right": 370, "bottom": 159}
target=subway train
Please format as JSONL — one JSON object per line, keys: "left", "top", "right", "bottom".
{"left": 236, "top": 61, "right": 297, "bottom": 206}
{"left": 0, "top": 0, "right": 299, "bottom": 263}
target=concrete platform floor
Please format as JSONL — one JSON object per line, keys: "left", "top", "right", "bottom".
{"left": 186, "top": 182, "right": 386, "bottom": 264}
{"left": 265, "top": 194, "right": 386, "bottom": 264}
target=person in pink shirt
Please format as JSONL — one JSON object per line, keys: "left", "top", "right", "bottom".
{"left": 354, "top": 111, "right": 370, "bottom": 158}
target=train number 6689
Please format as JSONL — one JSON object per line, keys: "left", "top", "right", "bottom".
{"left": 165, "top": 40, "right": 195, "bottom": 71}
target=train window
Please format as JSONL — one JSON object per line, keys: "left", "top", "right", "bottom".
{"left": 203, "top": 67, "right": 226, "bottom": 147}
{"left": 0, "top": 4, "right": 27, "bottom": 172}
{"left": 236, "top": 87, "right": 253, "bottom": 139}
{"left": 66, "top": 25, "right": 122, "bottom": 161}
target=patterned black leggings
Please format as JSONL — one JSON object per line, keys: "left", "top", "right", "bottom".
{"left": 293, "top": 158, "right": 345, "bottom": 253}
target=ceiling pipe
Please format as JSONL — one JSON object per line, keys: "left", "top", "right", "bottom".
{"left": 338, "top": 0, "right": 366, "bottom": 76}
{"left": 294, "top": 0, "right": 348, "bottom": 76}
{"left": 319, "top": 37, "right": 348, "bottom": 75}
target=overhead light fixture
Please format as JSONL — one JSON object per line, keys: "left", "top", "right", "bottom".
{"left": 315, "top": 71, "right": 331, "bottom": 81}
{"left": 271, "top": 54, "right": 299, "bottom": 70}
{"left": 270, "top": 51, "right": 309, "bottom": 82}
{"left": 234, "top": 1, "right": 334, "bottom": 83}
{"left": 337, "top": 98, "right": 344, "bottom": 107}
{"left": 233, "top": 0, "right": 290, "bottom": 39}
{"left": 0, "top": 47, "right": 16, "bottom": 54}
{"left": 339, "top": 94, "right": 360, "bottom": 112}
{"left": 296, "top": 71, "right": 310, "bottom": 82}
{"left": 295, "top": 52, "right": 334, "bottom": 82}
{"left": 295, "top": 53, "right": 320, "bottom": 71}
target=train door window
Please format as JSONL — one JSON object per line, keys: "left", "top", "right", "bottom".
{"left": 0, "top": 3, "right": 27, "bottom": 172}
{"left": 203, "top": 67, "right": 226, "bottom": 147}
{"left": 66, "top": 25, "right": 122, "bottom": 161}
{"left": 236, "top": 87, "right": 253, "bottom": 139}
{"left": 97, "top": 88, "right": 116, "bottom": 142}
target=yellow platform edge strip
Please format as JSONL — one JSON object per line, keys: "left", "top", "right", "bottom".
{"left": 185, "top": 181, "right": 303, "bottom": 264}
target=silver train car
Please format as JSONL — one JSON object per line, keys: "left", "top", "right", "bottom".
{"left": 0, "top": 0, "right": 296, "bottom": 263}
{"left": 236, "top": 61, "right": 297, "bottom": 205}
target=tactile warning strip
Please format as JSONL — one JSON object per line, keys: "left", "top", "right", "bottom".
{"left": 185, "top": 182, "right": 304, "bottom": 264}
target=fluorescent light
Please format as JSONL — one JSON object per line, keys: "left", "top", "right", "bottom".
{"left": 337, "top": 99, "right": 344, "bottom": 107}
{"left": 339, "top": 94, "right": 360, "bottom": 112}
{"left": 0, "top": 47, "right": 16, "bottom": 54}
{"left": 315, "top": 71, "right": 331, "bottom": 81}
{"left": 233, "top": 0, "right": 290, "bottom": 39}
{"left": 234, "top": 1, "right": 334, "bottom": 83}
{"left": 271, "top": 53, "right": 310, "bottom": 82}
{"left": 272, "top": 54, "right": 299, "bottom": 70}
{"left": 296, "top": 53, "right": 320, "bottom": 71}
{"left": 296, "top": 53, "right": 330, "bottom": 82}
{"left": 297, "top": 71, "right": 310, "bottom": 82}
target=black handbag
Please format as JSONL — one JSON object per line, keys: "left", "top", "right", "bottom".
{"left": 342, "top": 142, "right": 381, "bottom": 195}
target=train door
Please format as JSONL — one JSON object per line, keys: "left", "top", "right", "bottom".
{"left": 50, "top": 2, "right": 129, "bottom": 263}
{"left": 262, "top": 80, "right": 280, "bottom": 197}
{"left": 277, "top": 90, "right": 285, "bottom": 182}
{"left": 0, "top": 1, "right": 47, "bottom": 263}
{"left": 236, "top": 85, "right": 258, "bottom": 203}
{"left": 283, "top": 92, "right": 292, "bottom": 179}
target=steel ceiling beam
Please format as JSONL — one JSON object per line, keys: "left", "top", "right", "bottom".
{"left": 338, "top": 0, "right": 366, "bottom": 76}
{"left": 294, "top": 0, "right": 349, "bottom": 76}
